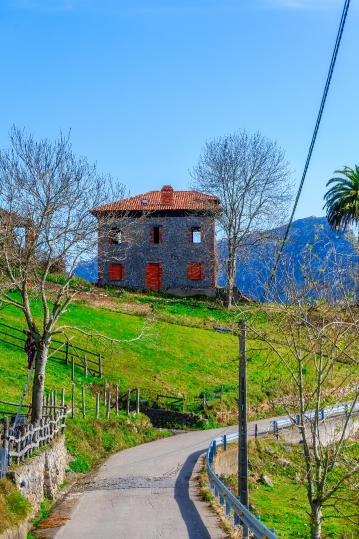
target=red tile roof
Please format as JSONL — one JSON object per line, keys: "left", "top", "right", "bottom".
{"left": 91, "top": 185, "right": 220, "bottom": 213}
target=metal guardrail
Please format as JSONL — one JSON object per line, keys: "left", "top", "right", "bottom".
{"left": 206, "top": 400, "right": 359, "bottom": 537}
{"left": 206, "top": 433, "right": 279, "bottom": 539}
{"left": 270, "top": 400, "right": 359, "bottom": 433}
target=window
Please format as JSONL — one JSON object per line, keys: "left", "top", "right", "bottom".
{"left": 190, "top": 227, "right": 201, "bottom": 243}
{"left": 150, "top": 226, "right": 163, "bottom": 244}
{"left": 187, "top": 262, "right": 205, "bottom": 280}
{"left": 108, "top": 228, "right": 122, "bottom": 245}
{"left": 108, "top": 263, "right": 125, "bottom": 281}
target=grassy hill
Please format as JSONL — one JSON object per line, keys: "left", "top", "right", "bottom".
{"left": 1, "top": 286, "right": 359, "bottom": 538}
{"left": 0, "top": 289, "right": 273, "bottom": 419}
{"left": 1, "top": 287, "right": 357, "bottom": 419}
{"left": 223, "top": 438, "right": 359, "bottom": 539}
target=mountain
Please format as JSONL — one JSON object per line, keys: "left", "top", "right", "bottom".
{"left": 74, "top": 217, "right": 358, "bottom": 297}
{"left": 74, "top": 257, "right": 98, "bottom": 282}
{"left": 233, "top": 216, "right": 357, "bottom": 299}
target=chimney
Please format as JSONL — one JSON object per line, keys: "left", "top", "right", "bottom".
{"left": 161, "top": 185, "right": 174, "bottom": 206}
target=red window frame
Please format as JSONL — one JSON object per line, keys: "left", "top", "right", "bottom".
{"left": 108, "top": 263, "right": 125, "bottom": 281}
{"left": 187, "top": 263, "right": 205, "bottom": 280}
{"left": 150, "top": 226, "right": 163, "bottom": 244}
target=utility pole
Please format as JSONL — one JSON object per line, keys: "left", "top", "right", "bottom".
{"left": 238, "top": 320, "right": 249, "bottom": 539}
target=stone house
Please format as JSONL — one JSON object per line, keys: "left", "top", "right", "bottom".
{"left": 91, "top": 185, "right": 220, "bottom": 297}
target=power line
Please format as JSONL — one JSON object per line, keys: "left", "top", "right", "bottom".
{"left": 265, "top": 0, "right": 351, "bottom": 297}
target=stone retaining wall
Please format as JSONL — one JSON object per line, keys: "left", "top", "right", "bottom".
{"left": 144, "top": 409, "right": 202, "bottom": 428}
{"left": 7, "top": 435, "right": 68, "bottom": 516}
{"left": 0, "top": 521, "right": 29, "bottom": 539}
{"left": 214, "top": 415, "right": 359, "bottom": 478}
{"left": 214, "top": 446, "right": 237, "bottom": 478}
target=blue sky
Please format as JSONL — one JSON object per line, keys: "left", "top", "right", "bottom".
{"left": 1, "top": 0, "right": 358, "bottom": 221}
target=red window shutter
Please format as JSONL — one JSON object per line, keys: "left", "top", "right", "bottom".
{"left": 150, "top": 227, "right": 154, "bottom": 243}
{"left": 188, "top": 263, "right": 204, "bottom": 280}
{"left": 159, "top": 226, "right": 163, "bottom": 243}
{"left": 188, "top": 228, "right": 192, "bottom": 242}
{"left": 109, "top": 264, "right": 125, "bottom": 281}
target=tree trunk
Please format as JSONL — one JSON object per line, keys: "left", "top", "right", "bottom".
{"left": 226, "top": 244, "right": 237, "bottom": 309}
{"left": 310, "top": 502, "right": 322, "bottom": 539}
{"left": 31, "top": 339, "right": 50, "bottom": 423}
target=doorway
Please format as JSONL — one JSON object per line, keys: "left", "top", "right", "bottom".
{"left": 145, "top": 263, "right": 162, "bottom": 291}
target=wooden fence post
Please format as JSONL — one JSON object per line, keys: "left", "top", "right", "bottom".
{"left": 84, "top": 355, "right": 88, "bottom": 378}
{"left": 127, "top": 389, "right": 130, "bottom": 415}
{"left": 61, "top": 388, "right": 65, "bottom": 407}
{"left": 16, "top": 431, "right": 21, "bottom": 465}
{"left": 96, "top": 393, "right": 100, "bottom": 419}
{"left": 39, "top": 418, "right": 43, "bottom": 448}
{"left": 27, "top": 424, "right": 33, "bottom": 458}
{"left": 72, "top": 384, "right": 75, "bottom": 418}
{"left": 115, "top": 385, "right": 119, "bottom": 416}
{"left": 82, "top": 386, "right": 86, "bottom": 418}
{"left": 99, "top": 354, "right": 103, "bottom": 378}
{"left": 72, "top": 355, "right": 75, "bottom": 381}
{"left": 104, "top": 380, "right": 107, "bottom": 406}
{"left": 106, "top": 392, "right": 111, "bottom": 419}
{"left": 4, "top": 416, "right": 9, "bottom": 469}
{"left": 136, "top": 388, "right": 140, "bottom": 414}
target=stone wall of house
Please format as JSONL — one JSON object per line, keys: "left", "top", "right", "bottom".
{"left": 6, "top": 436, "right": 68, "bottom": 517}
{"left": 99, "top": 213, "right": 215, "bottom": 293}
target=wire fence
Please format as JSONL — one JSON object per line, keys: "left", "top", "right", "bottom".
{"left": 0, "top": 321, "right": 103, "bottom": 378}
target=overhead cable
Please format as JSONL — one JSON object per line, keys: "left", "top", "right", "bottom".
{"left": 265, "top": 0, "right": 351, "bottom": 297}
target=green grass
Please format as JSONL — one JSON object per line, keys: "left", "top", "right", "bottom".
{"left": 223, "top": 439, "right": 358, "bottom": 539}
{"left": 0, "top": 293, "right": 270, "bottom": 418}
{"left": 66, "top": 413, "right": 171, "bottom": 472}
{"left": 0, "top": 479, "right": 32, "bottom": 534}
{"left": 1, "top": 288, "right": 359, "bottom": 537}
{"left": 0, "top": 289, "right": 358, "bottom": 421}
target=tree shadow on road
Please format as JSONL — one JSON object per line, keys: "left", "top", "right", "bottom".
{"left": 174, "top": 449, "right": 215, "bottom": 539}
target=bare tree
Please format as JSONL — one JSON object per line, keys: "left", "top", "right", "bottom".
{"left": 0, "top": 126, "right": 130, "bottom": 422}
{"left": 239, "top": 239, "right": 359, "bottom": 539}
{"left": 190, "top": 129, "right": 293, "bottom": 308}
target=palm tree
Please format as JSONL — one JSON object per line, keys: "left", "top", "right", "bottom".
{"left": 323, "top": 165, "right": 359, "bottom": 236}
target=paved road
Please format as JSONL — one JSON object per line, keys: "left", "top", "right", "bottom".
{"left": 37, "top": 418, "right": 275, "bottom": 539}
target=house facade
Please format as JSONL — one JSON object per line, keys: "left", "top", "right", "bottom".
{"left": 91, "top": 185, "right": 220, "bottom": 297}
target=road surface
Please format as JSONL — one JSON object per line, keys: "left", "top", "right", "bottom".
{"left": 35, "top": 418, "right": 274, "bottom": 539}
